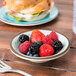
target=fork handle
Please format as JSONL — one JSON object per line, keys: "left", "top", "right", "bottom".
{"left": 9, "top": 69, "right": 32, "bottom": 76}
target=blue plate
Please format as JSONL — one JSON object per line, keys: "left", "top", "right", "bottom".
{"left": 0, "top": 6, "right": 58, "bottom": 26}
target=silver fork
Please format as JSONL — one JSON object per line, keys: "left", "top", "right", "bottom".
{"left": 0, "top": 60, "right": 32, "bottom": 76}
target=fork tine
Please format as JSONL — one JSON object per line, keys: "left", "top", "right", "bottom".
{"left": 0, "top": 64, "right": 4, "bottom": 68}
{"left": 0, "top": 60, "right": 8, "bottom": 66}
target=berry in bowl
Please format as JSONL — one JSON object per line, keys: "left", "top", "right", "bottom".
{"left": 10, "top": 29, "right": 70, "bottom": 63}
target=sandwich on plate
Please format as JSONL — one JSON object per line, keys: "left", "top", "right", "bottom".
{"left": 2, "top": 0, "right": 54, "bottom": 22}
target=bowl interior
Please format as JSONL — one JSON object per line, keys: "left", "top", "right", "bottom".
{"left": 10, "top": 30, "right": 70, "bottom": 59}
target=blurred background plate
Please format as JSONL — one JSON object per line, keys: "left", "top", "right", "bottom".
{"left": 0, "top": 6, "right": 59, "bottom": 26}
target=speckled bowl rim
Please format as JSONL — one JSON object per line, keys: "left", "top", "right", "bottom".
{"left": 10, "top": 29, "right": 70, "bottom": 60}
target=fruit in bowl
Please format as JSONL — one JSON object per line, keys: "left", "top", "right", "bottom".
{"left": 19, "top": 29, "right": 63, "bottom": 57}
{"left": 10, "top": 29, "right": 70, "bottom": 63}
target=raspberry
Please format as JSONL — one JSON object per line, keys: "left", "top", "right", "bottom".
{"left": 42, "top": 35, "right": 53, "bottom": 45}
{"left": 19, "top": 41, "right": 31, "bottom": 54}
{"left": 31, "top": 29, "right": 45, "bottom": 43}
{"left": 49, "top": 31, "right": 58, "bottom": 41}
{"left": 39, "top": 44, "right": 54, "bottom": 57}
{"left": 19, "top": 34, "right": 29, "bottom": 43}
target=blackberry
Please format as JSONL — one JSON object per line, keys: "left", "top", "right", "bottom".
{"left": 29, "top": 42, "right": 40, "bottom": 54}
{"left": 53, "top": 50, "right": 59, "bottom": 54}
{"left": 36, "top": 41, "right": 43, "bottom": 47}
{"left": 52, "top": 40, "right": 63, "bottom": 53}
{"left": 19, "top": 34, "right": 29, "bottom": 43}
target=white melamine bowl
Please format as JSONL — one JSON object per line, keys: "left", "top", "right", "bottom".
{"left": 10, "top": 30, "right": 70, "bottom": 63}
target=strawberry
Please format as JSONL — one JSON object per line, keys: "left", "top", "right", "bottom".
{"left": 42, "top": 35, "right": 53, "bottom": 45}
{"left": 39, "top": 44, "right": 54, "bottom": 57}
{"left": 49, "top": 31, "right": 58, "bottom": 41}
{"left": 19, "top": 41, "right": 31, "bottom": 54}
{"left": 31, "top": 29, "right": 45, "bottom": 43}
